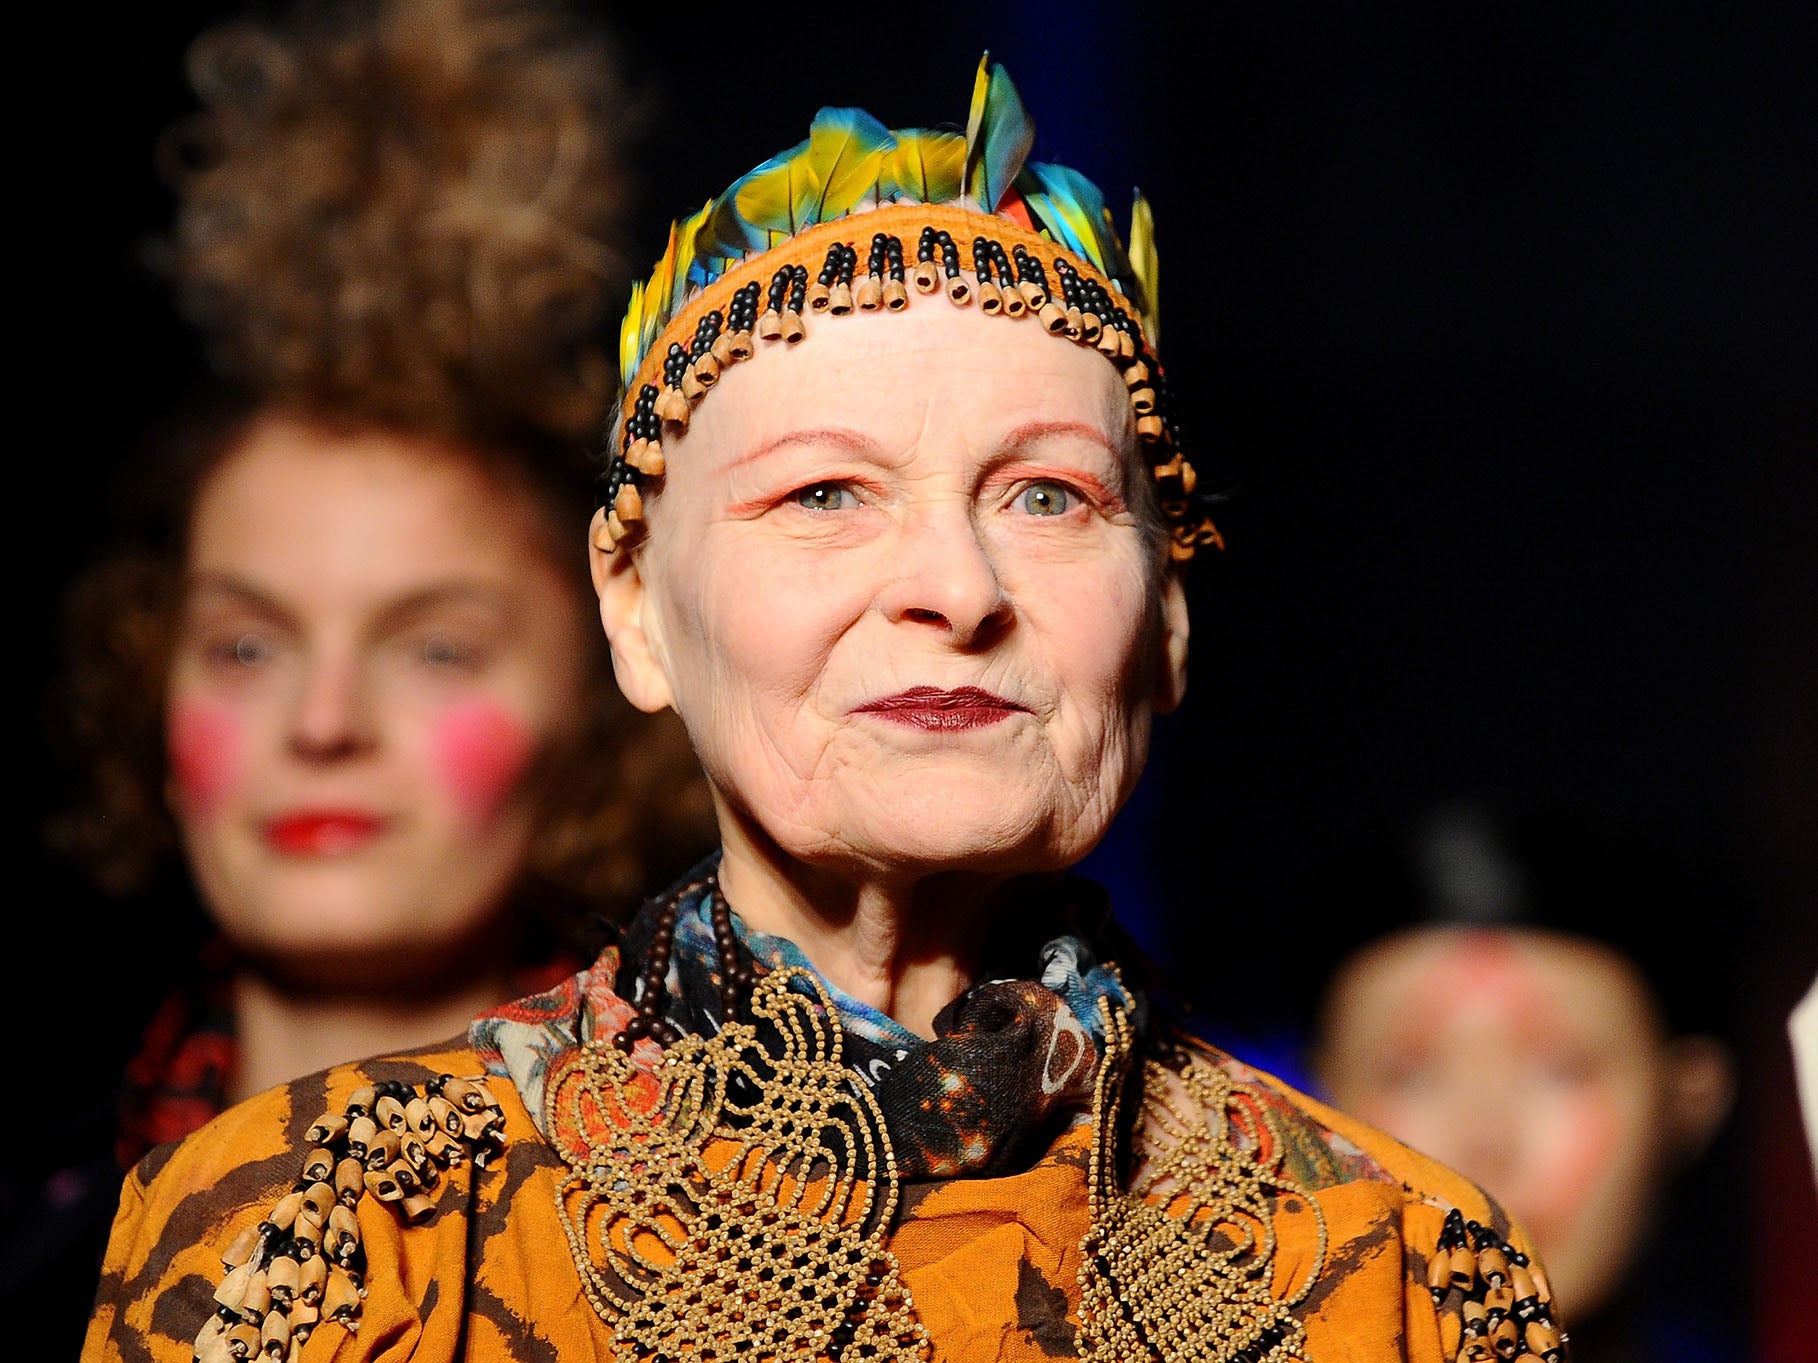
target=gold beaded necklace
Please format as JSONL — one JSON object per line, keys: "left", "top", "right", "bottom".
{"left": 550, "top": 968, "right": 929, "bottom": 1361}
{"left": 1076, "top": 999, "right": 1318, "bottom": 1360}
{"left": 547, "top": 943, "right": 1322, "bottom": 1363}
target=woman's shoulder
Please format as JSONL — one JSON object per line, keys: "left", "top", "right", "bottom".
{"left": 140, "top": 1035, "right": 495, "bottom": 1169}
{"left": 1155, "top": 1027, "right": 1568, "bottom": 1359}
{"left": 85, "top": 1037, "right": 542, "bottom": 1363}
{"left": 1166, "top": 1026, "right": 1512, "bottom": 1219}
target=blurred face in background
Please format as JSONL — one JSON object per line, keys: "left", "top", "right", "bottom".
{"left": 165, "top": 416, "right": 589, "bottom": 987}
{"left": 1312, "top": 926, "right": 1731, "bottom": 1325}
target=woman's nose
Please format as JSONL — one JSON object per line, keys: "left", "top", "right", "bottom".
{"left": 1435, "top": 1071, "right": 1522, "bottom": 1189}
{"left": 287, "top": 652, "right": 375, "bottom": 759}
{"left": 879, "top": 506, "right": 1013, "bottom": 648}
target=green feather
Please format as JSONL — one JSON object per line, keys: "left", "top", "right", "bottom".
{"left": 963, "top": 55, "right": 1033, "bottom": 211}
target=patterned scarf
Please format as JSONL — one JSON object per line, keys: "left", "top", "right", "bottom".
{"left": 472, "top": 854, "right": 1150, "bottom": 1180}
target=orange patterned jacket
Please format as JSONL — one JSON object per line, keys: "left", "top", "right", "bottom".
{"left": 85, "top": 1024, "right": 1562, "bottom": 1363}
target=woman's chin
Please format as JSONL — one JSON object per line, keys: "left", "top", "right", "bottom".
{"left": 782, "top": 810, "right": 1101, "bottom": 883}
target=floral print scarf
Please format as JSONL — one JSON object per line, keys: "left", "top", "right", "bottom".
{"left": 472, "top": 854, "right": 1149, "bottom": 1180}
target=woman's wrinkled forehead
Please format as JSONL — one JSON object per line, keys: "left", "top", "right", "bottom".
{"left": 677, "top": 296, "right": 1138, "bottom": 464}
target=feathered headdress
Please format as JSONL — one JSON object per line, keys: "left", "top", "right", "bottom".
{"left": 600, "top": 56, "right": 1219, "bottom": 561}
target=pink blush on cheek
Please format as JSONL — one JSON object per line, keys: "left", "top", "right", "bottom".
{"left": 1523, "top": 1094, "right": 1626, "bottom": 1237}
{"left": 434, "top": 702, "right": 533, "bottom": 824}
{"left": 167, "top": 704, "right": 242, "bottom": 817}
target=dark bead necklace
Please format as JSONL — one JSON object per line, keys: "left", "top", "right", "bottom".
{"left": 612, "top": 883, "right": 754, "bottom": 1052}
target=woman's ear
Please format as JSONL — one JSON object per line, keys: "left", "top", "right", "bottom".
{"left": 590, "top": 509, "right": 675, "bottom": 714}
{"left": 1662, "top": 1034, "right": 1736, "bottom": 1167}
{"left": 1152, "top": 566, "right": 1190, "bottom": 715}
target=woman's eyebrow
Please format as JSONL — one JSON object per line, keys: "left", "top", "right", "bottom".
{"left": 180, "top": 573, "right": 296, "bottom": 626}
{"left": 183, "top": 575, "right": 515, "bottom": 632}
{"left": 369, "top": 582, "right": 515, "bottom": 635}
{"left": 730, "top": 426, "right": 881, "bottom": 471}
{"left": 999, "top": 419, "right": 1121, "bottom": 459}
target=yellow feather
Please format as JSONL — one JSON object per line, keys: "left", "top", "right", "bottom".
{"left": 1127, "top": 191, "right": 1159, "bottom": 347}
{"left": 877, "top": 129, "right": 965, "bottom": 204}
{"left": 802, "top": 107, "right": 892, "bottom": 223}
{"left": 667, "top": 202, "right": 710, "bottom": 307}
{"left": 723, "top": 142, "right": 810, "bottom": 248}
{"left": 618, "top": 278, "right": 646, "bottom": 390}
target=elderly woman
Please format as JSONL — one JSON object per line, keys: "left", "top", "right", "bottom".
{"left": 86, "top": 61, "right": 1567, "bottom": 1363}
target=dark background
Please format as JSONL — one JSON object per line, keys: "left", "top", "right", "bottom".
{"left": 34, "top": 2, "right": 1815, "bottom": 1356}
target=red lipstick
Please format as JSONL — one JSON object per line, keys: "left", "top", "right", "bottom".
{"left": 855, "top": 686, "right": 1028, "bottom": 732}
{"left": 263, "top": 812, "right": 385, "bottom": 856}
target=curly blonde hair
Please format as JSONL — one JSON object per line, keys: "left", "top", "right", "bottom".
{"left": 48, "top": 0, "right": 718, "bottom": 943}
{"left": 154, "top": 0, "right": 637, "bottom": 446}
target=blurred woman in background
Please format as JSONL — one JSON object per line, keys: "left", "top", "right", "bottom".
{"left": 1308, "top": 801, "right": 1743, "bottom": 1363}
{"left": 12, "top": 0, "right": 711, "bottom": 1353}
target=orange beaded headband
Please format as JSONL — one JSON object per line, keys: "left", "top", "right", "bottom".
{"left": 596, "top": 58, "right": 1223, "bottom": 561}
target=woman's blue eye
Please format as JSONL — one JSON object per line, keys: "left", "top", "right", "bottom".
{"left": 795, "top": 484, "right": 851, "bottom": 511}
{"left": 1019, "top": 482, "right": 1073, "bottom": 516}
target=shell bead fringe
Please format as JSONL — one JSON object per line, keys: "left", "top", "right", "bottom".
{"left": 191, "top": 1074, "right": 507, "bottom": 1363}
{"left": 596, "top": 204, "right": 1223, "bottom": 563}
{"left": 1427, "top": 1207, "right": 1569, "bottom": 1362}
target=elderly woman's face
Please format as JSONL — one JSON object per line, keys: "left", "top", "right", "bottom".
{"left": 598, "top": 298, "right": 1188, "bottom": 878}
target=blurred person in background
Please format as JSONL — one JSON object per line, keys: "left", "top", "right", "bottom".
{"left": 1306, "top": 800, "right": 1745, "bottom": 1363}
{"left": 5, "top": 0, "right": 713, "bottom": 1352}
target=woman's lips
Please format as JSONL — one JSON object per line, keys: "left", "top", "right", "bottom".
{"left": 263, "top": 812, "right": 386, "bottom": 856}
{"left": 854, "top": 686, "right": 1029, "bottom": 732}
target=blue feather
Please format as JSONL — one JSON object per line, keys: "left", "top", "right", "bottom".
{"left": 963, "top": 55, "right": 1034, "bottom": 211}
{"left": 1020, "top": 160, "right": 1118, "bottom": 278}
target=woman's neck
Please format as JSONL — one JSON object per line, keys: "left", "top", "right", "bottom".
{"left": 228, "top": 968, "right": 516, "bottom": 1104}
{"left": 717, "top": 830, "right": 1013, "bottom": 1039}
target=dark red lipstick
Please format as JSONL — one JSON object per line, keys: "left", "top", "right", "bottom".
{"left": 854, "top": 686, "right": 1028, "bottom": 732}
{"left": 263, "top": 811, "right": 385, "bottom": 856}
